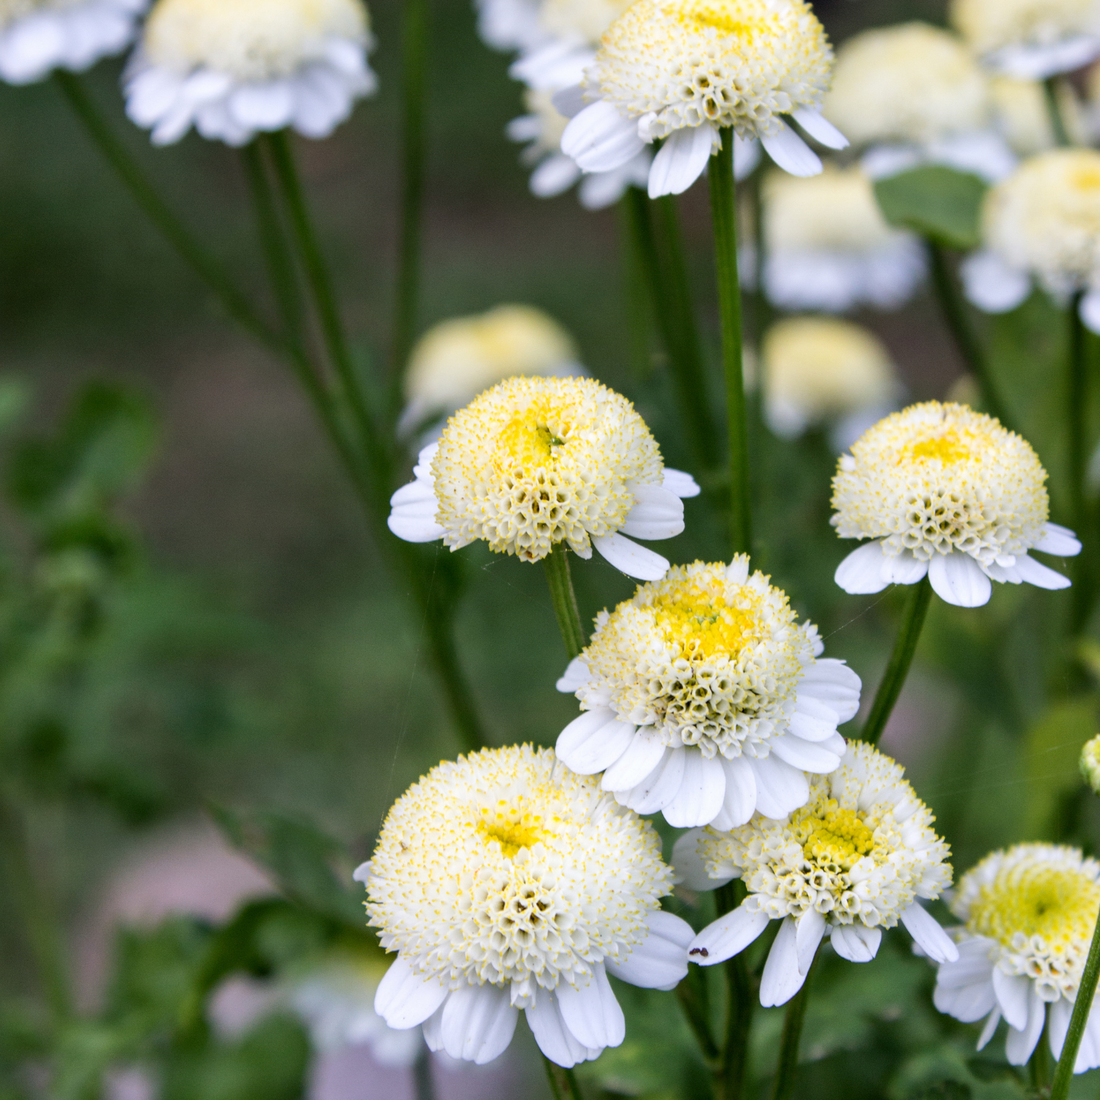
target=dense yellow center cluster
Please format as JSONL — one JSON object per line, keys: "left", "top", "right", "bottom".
{"left": 366, "top": 745, "right": 673, "bottom": 991}
{"left": 431, "top": 376, "right": 664, "bottom": 562}
{"left": 951, "top": 0, "right": 1100, "bottom": 57}
{"left": 697, "top": 742, "right": 953, "bottom": 927}
{"left": 831, "top": 401, "right": 1050, "bottom": 566}
{"left": 539, "top": 0, "right": 633, "bottom": 44}
{"left": 589, "top": 0, "right": 833, "bottom": 141}
{"left": 577, "top": 559, "right": 816, "bottom": 758}
{"left": 144, "top": 0, "right": 369, "bottom": 79}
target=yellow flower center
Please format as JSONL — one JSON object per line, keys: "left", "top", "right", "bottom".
{"left": 496, "top": 413, "right": 564, "bottom": 471}
{"left": 651, "top": 580, "right": 762, "bottom": 660}
{"left": 907, "top": 428, "right": 974, "bottom": 465}
{"left": 793, "top": 800, "right": 876, "bottom": 870}
{"left": 674, "top": 0, "right": 768, "bottom": 36}
{"left": 1072, "top": 164, "right": 1100, "bottom": 192}
{"left": 476, "top": 803, "right": 547, "bottom": 858}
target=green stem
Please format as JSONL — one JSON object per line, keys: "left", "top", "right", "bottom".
{"left": 926, "top": 241, "right": 1013, "bottom": 430}
{"left": 770, "top": 953, "right": 816, "bottom": 1100}
{"left": 716, "top": 882, "right": 753, "bottom": 1100}
{"left": 1069, "top": 293, "right": 1090, "bottom": 632}
{"left": 543, "top": 1056, "right": 584, "bottom": 1100}
{"left": 618, "top": 194, "right": 654, "bottom": 378}
{"left": 1050, "top": 897, "right": 1100, "bottom": 1100}
{"left": 861, "top": 576, "right": 932, "bottom": 746}
{"left": 709, "top": 131, "right": 751, "bottom": 557}
{"left": 543, "top": 548, "right": 586, "bottom": 660}
{"left": 675, "top": 973, "right": 721, "bottom": 1072}
{"left": 1044, "top": 77, "right": 1072, "bottom": 147}
{"left": 412, "top": 1045, "right": 436, "bottom": 1100}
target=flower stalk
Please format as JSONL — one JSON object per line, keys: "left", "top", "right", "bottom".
{"left": 770, "top": 951, "right": 817, "bottom": 1100}
{"left": 544, "top": 547, "right": 587, "bottom": 660}
{"left": 716, "top": 882, "right": 754, "bottom": 1100}
{"left": 1043, "top": 76, "right": 1072, "bottom": 148}
{"left": 1049, "top": 897, "right": 1100, "bottom": 1100}
{"left": 543, "top": 1056, "right": 585, "bottom": 1100}
{"left": 1067, "top": 292, "right": 1091, "bottom": 630}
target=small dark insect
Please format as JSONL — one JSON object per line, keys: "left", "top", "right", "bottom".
{"left": 688, "top": 947, "right": 709, "bottom": 957}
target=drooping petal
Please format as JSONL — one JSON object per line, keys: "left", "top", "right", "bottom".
{"left": 769, "top": 733, "right": 842, "bottom": 775}
{"left": 662, "top": 751, "right": 727, "bottom": 827}
{"left": 530, "top": 154, "right": 583, "bottom": 198}
{"left": 557, "top": 709, "right": 636, "bottom": 774}
{"left": 608, "top": 910, "right": 694, "bottom": 990}
{"left": 787, "top": 695, "right": 840, "bottom": 741}
{"left": 992, "top": 969, "right": 1031, "bottom": 1031}
{"left": 592, "top": 532, "right": 670, "bottom": 581}
{"left": 552, "top": 83, "right": 587, "bottom": 119}
{"left": 620, "top": 483, "right": 685, "bottom": 540}
{"left": 1014, "top": 554, "right": 1071, "bottom": 591}
{"left": 1005, "top": 984, "right": 1046, "bottom": 1065}
{"left": 1081, "top": 287, "right": 1100, "bottom": 336}
{"left": 712, "top": 755, "right": 757, "bottom": 830}
{"left": 556, "top": 657, "right": 591, "bottom": 693}
{"left": 881, "top": 550, "right": 930, "bottom": 586}
{"left": 830, "top": 923, "right": 881, "bottom": 963}
{"left": 795, "top": 908, "right": 827, "bottom": 971}
{"left": 421, "top": 1002, "right": 444, "bottom": 1051}
{"left": 790, "top": 107, "right": 849, "bottom": 150}
{"left": 1033, "top": 523, "right": 1082, "bottom": 557}
{"left": 621, "top": 747, "right": 687, "bottom": 814}
{"left": 796, "top": 660, "right": 862, "bottom": 723}
{"left": 555, "top": 965, "right": 625, "bottom": 1050}
{"left": 760, "top": 122, "right": 823, "bottom": 177}
{"left": 834, "top": 541, "right": 891, "bottom": 595}
{"left": 601, "top": 727, "right": 667, "bottom": 792}
{"left": 759, "top": 915, "right": 812, "bottom": 1007}
{"left": 689, "top": 904, "right": 771, "bottom": 967}
{"left": 928, "top": 552, "right": 992, "bottom": 607}
{"left": 440, "top": 982, "right": 519, "bottom": 1064}
{"left": 374, "top": 956, "right": 450, "bottom": 1028}
{"left": 525, "top": 989, "right": 601, "bottom": 1068}
{"left": 959, "top": 251, "right": 1031, "bottom": 314}
{"left": 662, "top": 468, "right": 701, "bottom": 497}
{"left": 647, "top": 123, "right": 717, "bottom": 198}
{"left": 671, "top": 829, "right": 720, "bottom": 891}
{"left": 1048, "top": 997, "right": 1072, "bottom": 1061}
{"left": 352, "top": 861, "right": 372, "bottom": 885}
{"left": 900, "top": 902, "right": 958, "bottom": 964}
{"left": 733, "top": 134, "right": 760, "bottom": 180}
{"left": 562, "top": 100, "right": 646, "bottom": 174}
{"left": 750, "top": 754, "right": 810, "bottom": 819}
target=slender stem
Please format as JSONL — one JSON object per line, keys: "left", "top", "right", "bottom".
{"left": 388, "top": 0, "right": 429, "bottom": 417}
{"left": 1050, "top": 898, "right": 1100, "bottom": 1100}
{"left": 412, "top": 1045, "right": 436, "bottom": 1100}
{"left": 861, "top": 576, "right": 933, "bottom": 746}
{"left": 709, "top": 131, "right": 751, "bottom": 557}
{"left": 770, "top": 954, "right": 816, "bottom": 1100}
{"left": 543, "top": 548, "right": 586, "bottom": 660}
{"left": 543, "top": 1056, "right": 584, "bottom": 1100}
{"left": 926, "top": 241, "right": 1013, "bottom": 430}
{"left": 618, "top": 192, "right": 655, "bottom": 379}
{"left": 675, "top": 975, "right": 721, "bottom": 1071}
{"left": 716, "top": 882, "right": 753, "bottom": 1100}
{"left": 1069, "top": 293, "right": 1090, "bottom": 633}
{"left": 54, "top": 71, "right": 281, "bottom": 354}
{"left": 1044, "top": 77, "right": 1072, "bottom": 148}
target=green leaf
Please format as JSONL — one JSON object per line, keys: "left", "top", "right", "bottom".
{"left": 873, "top": 167, "right": 988, "bottom": 249}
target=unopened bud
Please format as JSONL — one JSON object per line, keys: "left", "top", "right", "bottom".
{"left": 1080, "top": 735, "right": 1100, "bottom": 795}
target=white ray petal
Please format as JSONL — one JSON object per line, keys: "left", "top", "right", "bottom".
{"left": 689, "top": 904, "right": 771, "bottom": 967}
{"left": 440, "top": 982, "right": 519, "bottom": 1064}
{"left": 555, "top": 964, "right": 625, "bottom": 1050}
{"left": 557, "top": 709, "right": 636, "bottom": 774}
{"left": 561, "top": 100, "right": 646, "bottom": 173}
{"left": 592, "top": 532, "right": 669, "bottom": 580}
{"left": 835, "top": 541, "right": 891, "bottom": 594}
{"left": 928, "top": 552, "right": 992, "bottom": 607}
{"left": 607, "top": 910, "right": 694, "bottom": 990}
{"left": 760, "top": 122, "right": 822, "bottom": 177}
{"left": 601, "top": 727, "right": 666, "bottom": 792}
{"left": 374, "top": 957, "right": 449, "bottom": 1028}
{"left": 648, "top": 123, "right": 717, "bottom": 198}
{"left": 791, "top": 107, "right": 848, "bottom": 149}
{"left": 750, "top": 754, "right": 809, "bottom": 819}
{"left": 525, "top": 989, "right": 601, "bottom": 1068}
{"left": 900, "top": 902, "right": 958, "bottom": 965}
{"left": 620, "top": 483, "right": 685, "bottom": 540}
{"left": 830, "top": 923, "right": 881, "bottom": 963}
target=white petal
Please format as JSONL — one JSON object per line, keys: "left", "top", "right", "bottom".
{"left": 561, "top": 100, "right": 646, "bottom": 173}
{"left": 797, "top": 661, "right": 862, "bottom": 724}
{"left": 608, "top": 911, "right": 694, "bottom": 990}
{"left": 992, "top": 969, "right": 1031, "bottom": 1031}
{"left": 900, "top": 903, "right": 959, "bottom": 965}
{"left": 374, "top": 956, "right": 449, "bottom": 1028}
{"left": 1015, "top": 554, "right": 1072, "bottom": 591}
{"left": 977, "top": 1007, "right": 1002, "bottom": 1051}
{"left": 422, "top": 1002, "right": 444, "bottom": 1051}
{"left": 934, "top": 978, "right": 998, "bottom": 1024}
{"left": 662, "top": 752, "right": 727, "bottom": 827}
{"left": 556, "top": 709, "right": 636, "bottom": 774}
{"left": 621, "top": 747, "right": 686, "bottom": 814}
{"left": 389, "top": 478, "right": 435, "bottom": 508}
{"left": 830, "top": 924, "right": 881, "bottom": 963}
{"left": 229, "top": 81, "right": 294, "bottom": 130}
{"left": 551, "top": 83, "right": 587, "bottom": 119}
{"left": 882, "top": 550, "right": 930, "bottom": 586}
{"left": 759, "top": 915, "right": 814, "bottom": 1007}
{"left": 1033, "top": 523, "right": 1082, "bottom": 557}
{"left": 760, "top": 122, "right": 822, "bottom": 177}
{"left": 620, "top": 483, "right": 685, "bottom": 540}
{"left": 530, "top": 154, "right": 582, "bottom": 198}
{"left": 689, "top": 904, "right": 771, "bottom": 967}
{"left": 835, "top": 541, "right": 891, "bottom": 595}
{"left": 601, "top": 727, "right": 666, "bottom": 792}
{"left": 671, "top": 828, "right": 720, "bottom": 891}
{"left": 352, "top": 861, "right": 372, "bottom": 885}
{"left": 733, "top": 135, "right": 761, "bottom": 180}
{"left": 714, "top": 755, "right": 758, "bottom": 829}
{"left": 647, "top": 123, "right": 716, "bottom": 198}
{"left": 1081, "top": 288, "right": 1100, "bottom": 336}
{"left": 791, "top": 107, "right": 849, "bottom": 150}
{"left": 769, "top": 733, "right": 841, "bottom": 775}
{"left": 928, "top": 552, "right": 992, "bottom": 607}
{"left": 440, "top": 983, "right": 518, "bottom": 1064}
{"left": 795, "top": 908, "right": 827, "bottom": 972}
{"left": 556, "top": 964, "right": 624, "bottom": 1050}
{"left": 1074, "top": 1000, "right": 1100, "bottom": 1072}
{"left": 413, "top": 442, "right": 439, "bottom": 478}
{"left": 1005, "top": 985, "right": 1046, "bottom": 1065}
{"left": 662, "top": 468, "right": 701, "bottom": 498}
{"left": 750, "top": 754, "right": 810, "bottom": 819}
{"left": 387, "top": 513, "right": 445, "bottom": 542}
{"left": 592, "top": 533, "right": 669, "bottom": 581}
{"left": 959, "top": 251, "right": 1030, "bottom": 314}
{"left": 556, "top": 657, "right": 591, "bottom": 693}
{"left": 1049, "top": 997, "right": 1072, "bottom": 1061}
{"left": 525, "top": 989, "right": 601, "bottom": 1068}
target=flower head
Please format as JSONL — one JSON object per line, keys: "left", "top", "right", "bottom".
{"left": 1082, "top": 734, "right": 1100, "bottom": 795}
{"left": 934, "top": 844, "right": 1100, "bottom": 1072}
{"left": 832, "top": 401, "right": 1080, "bottom": 607}
{"left": 680, "top": 741, "right": 957, "bottom": 1006}
{"left": 125, "top": 0, "right": 376, "bottom": 145}
{"left": 555, "top": 557, "right": 861, "bottom": 828}
{"left": 364, "top": 744, "right": 693, "bottom": 1068}
{"left": 388, "top": 375, "right": 700, "bottom": 581}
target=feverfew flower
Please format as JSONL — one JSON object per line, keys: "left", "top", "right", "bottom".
{"left": 824, "top": 23, "right": 1015, "bottom": 183}
{"left": 762, "top": 166, "right": 926, "bottom": 313}
{"left": 678, "top": 741, "right": 957, "bottom": 1007}
{"left": 934, "top": 844, "right": 1100, "bottom": 1071}
{"left": 1082, "top": 734, "right": 1100, "bottom": 794}
{"left": 763, "top": 317, "right": 900, "bottom": 449}
{"left": 124, "top": 0, "right": 377, "bottom": 146}
{"left": 961, "top": 150, "right": 1100, "bottom": 333}
{"left": 555, "top": 558, "right": 861, "bottom": 829}
{"left": 560, "top": 0, "right": 847, "bottom": 201}
{"left": 364, "top": 745, "right": 693, "bottom": 1068}
{"left": 951, "top": 0, "right": 1100, "bottom": 80}
{"left": 388, "top": 375, "right": 700, "bottom": 581}
{"left": 991, "top": 75, "right": 1083, "bottom": 154}
{"left": 832, "top": 401, "right": 1081, "bottom": 608}
{"left": 0, "top": 0, "right": 145, "bottom": 85}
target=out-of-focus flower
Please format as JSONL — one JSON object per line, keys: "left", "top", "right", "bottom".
{"left": 560, "top": 0, "right": 846, "bottom": 200}
{"left": 475, "top": 0, "right": 545, "bottom": 54}
{"left": 961, "top": 149, "right": 1100, "bottom": 332}
{"left": 398, "top": 305, "right": 584, "bottom": 437}
{"left": 762, "top": 317, "right": 901, "bottom": 449}
{"left": 0, "top": 0, "right": 144, "bottom": 84}
{"left": 990, "top": 75, "right": 1084, "bottom": 153}
{"left": 1082, "top": 734, "right": 1100, "bottom": 794}
{"left": 124, "top": 0, "right": 377, "bottom": 146}
{"left": 832, "top": 401, "right": 1080, "bottom": 608}
{"left": 934, "top": 844, "right": 1100, "bottom": 1070}
{"left": 364, "top": 745, "right": 693, "bottom": 1068}
{"left": 825, "top": 22, "right": 1015, "bottom": 183}
{"left": 679, "top": 741, "right": 957, "bottom": 1007}
{"left": 387, "top": 375, "right": 700, "bottom": 581}
{"left": 555, "top": 557, "right": 860, "bottom": 829}
{"left": 951, "top": 0, "right": 1100, "bottom": 80}
{"left": 762, "top": 166, "right": 926, "bottom": 313}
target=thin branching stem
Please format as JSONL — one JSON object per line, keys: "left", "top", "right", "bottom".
{"left": 1044, "top": 76, "right": 1072, "bottom": 147}
{"left": 1050, "top": 897, "right": 1100, "bottom": 1099}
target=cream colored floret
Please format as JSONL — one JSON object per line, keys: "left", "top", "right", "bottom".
{"left": 0, "top": 0, "right": 82, "bottom": 28}
{"left": 824, "top": 23, "right": 989, "bottom": 145}
{"left": 432, "top": 375, "right": 664, "bottom": 562}
{"left": 540, "top": 0, "right": 633, "bottom": 45}
{"left": 366, "top": 745, "right": 673, "bottom": 990}
{"left": 953, "top": 844, "right": 1100, "bottom": 1000}
{"left": 579, "top": 559, "right": 819, "bottom": 759}
{"left": 697, "top": 742, "right": 952, "bottom": 928}
{"left": 951, "top": 0, "right": 1100, "bottom": 57}
{"left": 831, "top": 401, "right": 1049, "bottom": 566}
{"left": 523, "top": 89, "right": 571, "bottom": 155}
{"left": 144, "top": 0, "right": 369, "bottom": 80}
{"left": 1082, "top": 734, "right": 1100, "bottom": 795}
{"left": 588, "top": 0, "right": 833, "bottom": 141}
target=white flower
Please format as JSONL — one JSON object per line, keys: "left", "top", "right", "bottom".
{"left": 961, "top": 149, "right": 1100, "bottom": 334}
{"left": 934, "top": 844, "right": 1100, "bottom": 1072}
{"left": 475, "top": 0, "right": 546, "bottom": 54}
{"left": 399, "top": 305, "right": 586, "bottom": 438}
{"left": 555, "top": 557, "right": 861, "bottom": 829}
{"left": 991, "top": 75, "right": 1084, "bottom": 154}
{"left": 824, "top": 22, "right": 1016, "bottom": 184}
{"left": 832, "top": 401, "right": 1080, "bottom": 608}
{"left": 124, "top": 0, "right": 377, "bottom": 147}
{"left": 679, "top": 741, "right": 957, "bottom": 1007}
{"left": 950, "top": 0, "right": 1100, "bottom": 79}
{"left": 558, "top": 0, "right": 847, "bottom": 201}
{"left": 762, "top": 166, "right": 926, "bottom": 313}
{"left": 0, "top": 0, "right": 145, "bottom": 85}
{"left": 387, "top": 375, "right": 700, "bottom": 581}
{"left": 1082, "top": 734, "right": 1100, "bottom": 795}
{"left": 364, "top": 745, "right": 693, "bottom": 1068}
{"left": 762, "top": 317, "right": 901, "bottom": 449}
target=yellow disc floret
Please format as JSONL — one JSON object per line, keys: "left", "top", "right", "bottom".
{"left": 431, "top": 375, "right": 664, "bottom": 562}
{"left": 953, "top": 844, "right": 1100, "bottom": 1000}
{"left": 951, "top": 0, "right": 1100, "bottom": 59}
{"left": 696, "top": 741, "right": 952, "bottom": 927}
{"left": 588, "top": 0, "right": 833, "bottom": 141}
{"left": 577, "top": 558, "right": 818, "bottom": 758}
{"left": 144, "top": 0, "right": 369, "bottom": 80}
{"left": 366, "top": 745, "right": 674, "bottom": 990}
{"left": 831, "top": 401, "right": 1050, "bottom": 566}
